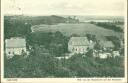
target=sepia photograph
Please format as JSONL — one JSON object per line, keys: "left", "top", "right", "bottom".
{"left": 1, "top": 0, "right": 127, "bottom": 83}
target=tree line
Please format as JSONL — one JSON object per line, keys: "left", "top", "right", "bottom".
{"left": 91, "top": 22, "right": 123, "bottom": 32}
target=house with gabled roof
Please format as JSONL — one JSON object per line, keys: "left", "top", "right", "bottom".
{"left": 68, "top": 37, "right": 94, "bottom": 54}
{"left": 99, "top": 40, "right": 115, "bottom": 51}
{"left": 5, "top": 37, "right": 27, "bottom": 58}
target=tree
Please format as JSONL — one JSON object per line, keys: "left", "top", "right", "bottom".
{"left": 4, "top": 17, "right": 32, "bottom": 39}
{"left": 86, "top": 49, "right": 93, "bottom": 57}
{"left": 105, "top": 36, "right": 121, "bottom": 50}
{"left": 94, "top": 41, "right": 101, "bottom": 50}
{"left": 86, "top": 34, "right": 96, "bottom": 41}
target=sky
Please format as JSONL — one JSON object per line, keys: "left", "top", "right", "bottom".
{"left": 3, "top": 0, "right": 125, "bottom": 16}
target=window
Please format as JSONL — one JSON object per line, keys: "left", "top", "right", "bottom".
{"left": 76, "top": 48, "right": 77, "bottom": 51}
{"left": 8, "top": 52, "right": 11, "bottom": 54}
{"left": 22, "top": 49, "right": 24, "bottom": 52}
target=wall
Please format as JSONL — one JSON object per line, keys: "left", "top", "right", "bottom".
{"left": 6, "top": 47, "right": 26, "bottom": 57}
{"left": 68, "top": 45, "right": 89, "bottom": 54}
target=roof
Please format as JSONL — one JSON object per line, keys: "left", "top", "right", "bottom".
{"left": 99, "top": 41, "right": 114, "bottom": 48}
{"left": 5, "top": 37, "right": 26, "bottom": 48}
{"left": 68, "top": 37, "right": 89, "bottom": 46}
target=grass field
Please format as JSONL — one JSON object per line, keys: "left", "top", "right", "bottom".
{"left": 31, "top": 23, "right": 123, "bottom": 40}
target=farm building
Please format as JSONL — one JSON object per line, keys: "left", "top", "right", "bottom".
{"left": 112, "top": 51, "right": 120, "bottom": 57}
{"left": 99, "top": 41, "right": 115, "bottom": 50}
{"left": 5, "top": 37, "right": 27, "bottom": 58}
{"left": 68, "top": 37, "right": 94, "bottom": 54}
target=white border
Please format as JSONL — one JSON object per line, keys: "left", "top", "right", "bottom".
{"left": 1, "top": 0, "right": 127, "bottom": 83}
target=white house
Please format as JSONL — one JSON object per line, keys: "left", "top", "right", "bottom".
{"left": 113, "top": 51, "right": 120, "bottom": 57}
{"left": 99, "top": 53, "right": 112, "bottom": 59}
{"left": 93, "top": 50, "right": 120, "bottom": 59}
{"left": 5, "top": 37, "right": 27, "bottom": 58}
{"left": 68, "top": 37, "right": 94, "bottom": 54}
{"left": 93, "top": 51, "right": 112, "bottom": 59}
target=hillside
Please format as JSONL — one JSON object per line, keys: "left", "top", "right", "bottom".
{"left": 4, "top": 15, "right": 124, "bottom": 41}
{"left": 31, "top": 23, "right": 123, "bottom": 41}
{"left": 4, "top": 15, "right": 67, "bottom": 25}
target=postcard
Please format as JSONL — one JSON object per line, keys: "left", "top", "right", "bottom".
{"left": 1, "top": 0, "right": 127, "bottom": 83}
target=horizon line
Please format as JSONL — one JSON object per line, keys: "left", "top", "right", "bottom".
{"left": 4, "top": 14, "right": 124, "bottom": 17}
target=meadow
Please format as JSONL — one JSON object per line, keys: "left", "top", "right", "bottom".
{"left": 31, "top": 23, "right": 123, "bottom": 41}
